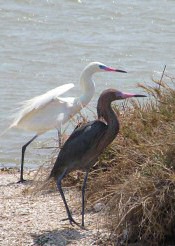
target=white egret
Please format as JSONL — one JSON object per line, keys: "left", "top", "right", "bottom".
{"left": 8, "top": 62, "right": 127, "bottom": 182}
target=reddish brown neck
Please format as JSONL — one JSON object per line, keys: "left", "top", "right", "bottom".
{"left": 97, "top": 99, "right": 119, "bottom": 144}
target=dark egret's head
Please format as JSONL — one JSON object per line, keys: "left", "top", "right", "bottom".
{"left": 99, "top": 88, "right": 146, "bottom": 102}
{"left": 97, "top": 88, "right": 146, "bottom": 119}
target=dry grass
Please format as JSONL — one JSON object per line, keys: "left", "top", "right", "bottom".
{"left": 32, "top": 73, "right": 175, "bottom": 245}
{"left": 83, "top": 74, "right": 175, "bottom": 245}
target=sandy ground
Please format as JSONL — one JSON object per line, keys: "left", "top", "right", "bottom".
{"left": 0, "top": 169, "right": 109, "bottom": 246}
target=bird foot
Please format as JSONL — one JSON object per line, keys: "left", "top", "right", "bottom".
{"left": 61, "top": 216, "right": 80, "bottom": 227}
{"left": 17, "top": 178, "right": 27, "bottom": 184}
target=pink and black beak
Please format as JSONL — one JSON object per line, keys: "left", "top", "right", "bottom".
{"left": 120, "top": 92, "right": 147, "bottom": 99}
{"left": 99, "top": 65, "right": 127, "bottom": 73}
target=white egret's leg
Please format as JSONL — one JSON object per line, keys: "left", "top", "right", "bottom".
{"left": 18, "top": 134, "right": 38, "bottom": 183}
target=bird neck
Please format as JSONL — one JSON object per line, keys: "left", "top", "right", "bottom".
{"left": 78, "top": 70, "right": 95, "bottom": 107}
{"left": 98, "top": 101, "right": 120, "bottom": 140}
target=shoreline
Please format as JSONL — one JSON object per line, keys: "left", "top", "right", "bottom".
{"left": 0, "top": 168, "right": 107, "bottom": 246}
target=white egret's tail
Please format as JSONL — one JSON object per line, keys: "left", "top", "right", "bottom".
{"left": 0, "top": 124, "right": 13, "bottom": 138}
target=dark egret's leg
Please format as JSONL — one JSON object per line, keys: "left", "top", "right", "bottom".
{"left": 81, "top": 170, "right": 89, "bottom": 228}
{"left": 56, "top": 169, "right": 79, "bottom": 226}
{"left": 57, "top": 129, "right": 62, "bottom": 148}
{"left": 18, "top": 135, "right": 38, "bottom": 183}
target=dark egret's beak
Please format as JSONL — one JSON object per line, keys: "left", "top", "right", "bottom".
{"left": 120, "top": 92, "right": 147, "bottom": 99}
{"left": 133, "top": 94, "right": 147, "bottom": 97}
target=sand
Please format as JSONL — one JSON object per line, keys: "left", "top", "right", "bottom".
{"left": 0, "top": 169, "right": 109, "bottom": 246}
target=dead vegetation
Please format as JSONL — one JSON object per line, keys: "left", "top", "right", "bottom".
{"left": 31, "top": 72, "right": 175, "bottom": 245}
{"left": 84, "top": 74, "right": 175, "bottom": 245}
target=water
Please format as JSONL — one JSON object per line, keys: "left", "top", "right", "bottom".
{"left": 0, "top": 0, "right": 175, "bottom": 169}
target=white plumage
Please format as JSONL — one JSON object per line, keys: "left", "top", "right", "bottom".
{"left": 11, "top": 83, "right": 75, "bottom": 134}
{"left": 8, "top": 61, "right": 126, "bottom": 182}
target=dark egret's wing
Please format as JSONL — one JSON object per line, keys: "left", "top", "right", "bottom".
{"left": 50, "top": 120, "right": 107, "bottom": 176}
{"left": 63, "top": 120, "right": 107, "bottom": 153}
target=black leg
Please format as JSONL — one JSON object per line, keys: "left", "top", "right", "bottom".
{"left": 18, "top": 135, "right": 38, "bottom": 183}
{"left": 81, "top": 170, "right": 89, "bottom": 228}
{"left": 56, "top": 169, "right": 79, "bottom": 227}
{"left": 57, "top": 130, "right": 62, "bottom": 148}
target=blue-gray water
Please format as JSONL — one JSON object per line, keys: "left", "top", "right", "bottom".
{"left": 0, "top": 0, "right": 175, "bottom": 169}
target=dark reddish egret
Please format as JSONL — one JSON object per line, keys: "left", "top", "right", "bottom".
{"left": 48, "top": 89, "right": 146, "bottom": 227}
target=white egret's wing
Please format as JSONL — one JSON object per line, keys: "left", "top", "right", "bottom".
{"left": 21, "top": 83, "right": 74, "bottom": 110}
{"left": 11, "top": 83, "right": 74, "bottom": 127}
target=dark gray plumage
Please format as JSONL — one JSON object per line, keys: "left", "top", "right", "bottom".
{"left": 48, "top": 89, "right": 146, "bottom": 227}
